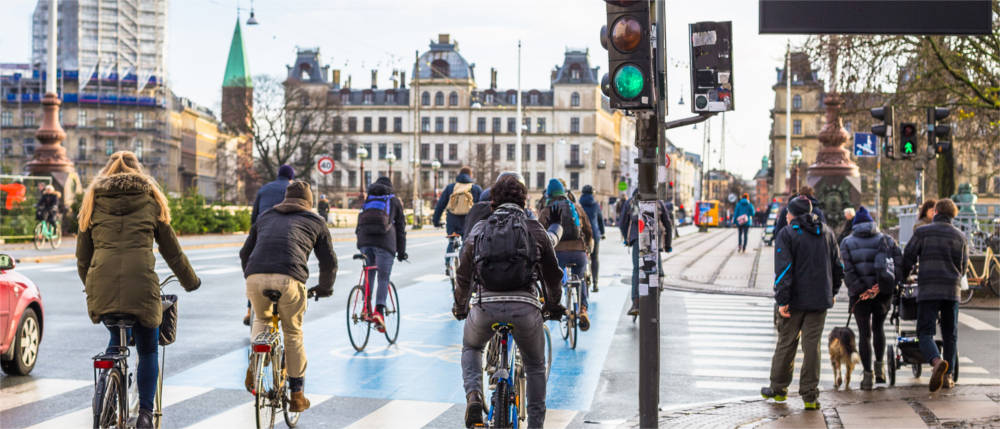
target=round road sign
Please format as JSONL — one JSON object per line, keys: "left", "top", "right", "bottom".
{"left": 317, "top": 156, "right": 335, "bottom": 175}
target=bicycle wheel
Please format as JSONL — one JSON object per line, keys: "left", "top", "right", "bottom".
{"left": 33, "top": 223, "right": 44, "bottom": 250}
{"left": 559, "top": 286, "right": 571, "bottom": 340}
{"left": 253, "top": 352, "right": 276, "bottom": 429}
{"left": 514, "top": 355, "right": 527, "bottom": 425}
{"left": 448, "top": 255, "right": 458, "bottom": 294}
{"left": 959, "top": 286, "right": 974, "bottom": 304}
{"left": 988, "top": 258, "right": 1000, "bottom": 297}
{"left": 92, "top": 367, "right": 127, "bottom": 429}
{"left": 542, "top": 324, "right": 553, "bottom": 380}
{"left": 383, "top": 282, "right": 400, "bottom": 344}
{"left": 50, "top": 221, "right": 62, "bottom": 249}
{"left": 491, "top": 381, "right": 511, "bottom": 429}
{"left": 346, "top": 285, "right": 371, "bottom": 352}
{"left": 278, "top": 350, "right": 300, "bottom": 427}
{"left": 567, "top": 283, "right": 578, "bottom": 350}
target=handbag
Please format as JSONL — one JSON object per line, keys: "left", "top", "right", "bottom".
{"left": 159, "top": 294, "right": 178, "bottom": 346}
{"left": 960, "top": 275, "right": 969, "bottom": 292}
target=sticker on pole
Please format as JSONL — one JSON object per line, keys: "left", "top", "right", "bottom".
{"left": 853, "top": 132, "right": 877, "bottom": 157}
{"left": 317, "top": 156, "right": 335, "bottom": 175}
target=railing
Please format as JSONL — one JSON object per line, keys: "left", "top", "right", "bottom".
{"left": 564, "top": 159, "right": 585, "bottom": 169}
{"left": 893, "top": 203, "right": 1000, "bottom": 253}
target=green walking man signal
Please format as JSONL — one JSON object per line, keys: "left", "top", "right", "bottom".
{"left": 899, "top": 122, "right": 918, "bottom": 158}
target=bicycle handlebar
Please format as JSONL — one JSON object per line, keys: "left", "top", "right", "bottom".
{"left": 159, "top": 275, "right": 177, "bottom": 290}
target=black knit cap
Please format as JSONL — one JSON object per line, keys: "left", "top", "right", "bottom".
{"left": 787, "top": 196, "right": 812, "bottom": 216}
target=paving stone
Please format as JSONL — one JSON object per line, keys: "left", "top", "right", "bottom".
{"left": 836, "top": 399, "right": 927, "bottom": 428}
{"left": 757, "top": 409, "right": 826, "bottom": 428}
{"left": 922, "top": 396, "right": 1000, "bottom": 421}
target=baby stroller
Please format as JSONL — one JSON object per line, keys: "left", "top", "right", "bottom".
{"left": 885, "top": 283, "right": 959, "bottom": 385}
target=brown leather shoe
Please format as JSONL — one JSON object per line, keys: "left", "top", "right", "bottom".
{"left": 929, "top": 358, "right": 949, "bottom": 392}
{"left": 579, "top": 308, "right": 591, "bottom": 331}
{"left": 944, "top": 374, "right": 955, "bottom": 389}
{"left": 289, "top": 391, "right": 311, "bottom": 412}
{"left": 245, "top": 365, "right": 255, "bottom": 393}
{"left": 464, "top": 391, "right": 484, "bottom": 428}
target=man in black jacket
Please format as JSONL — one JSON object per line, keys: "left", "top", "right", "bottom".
{"left": 901, "top": 198, "right": 967, "bottom": 392}
{"left": 240, "top": 181, "right": 338, "bottom": 413}
{"left": 762, "top": 196, "right": 842, "bottom": 410}
{"left": 356, "top": 177, "right": 407, "bottom": 331}
{"left": 773, "top": 186, "right": 827, "bottom": 238}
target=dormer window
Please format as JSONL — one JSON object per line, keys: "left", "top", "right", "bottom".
{"left": 508, "top": 91, "right": 517, "bottom": 104}
{"left": 485, "top": 92, "right": 494, "bottom": 104}
{"left": 431, "top": 59, "right": 450, "bottom": 78}
{"left": 386, "top": 91, "right": 396, "bottom": 104}
{"left": 363, "top": 91, "right": 374, "bottom": 105}
{"left": 340, "top": 90, "right": 350, "bottom": 105}
{"left": 570, "top": 64, "right": 582, "bottom": 81}
{"left": 529, "top": 91, "right": 539, "bottom": 105}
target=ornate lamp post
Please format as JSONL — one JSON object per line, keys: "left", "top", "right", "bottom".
{"left": 431, "top": 159, "right": 441, "bottom": 201}
{"left": 358, "top": 147, "right": 369, "bottom": 195}
{"left": 789, "top": 147, "right": 803, "bottom": 193}
{"left": 386, "top": 152, "right": 396, "bottom": 176}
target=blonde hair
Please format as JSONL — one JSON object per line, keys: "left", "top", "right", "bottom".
{"left": 78, "top": 151, "right": 171, "bottom": 231}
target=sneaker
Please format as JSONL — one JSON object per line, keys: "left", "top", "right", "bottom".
{"left": 944, "top": 374, "right": 955, "bottom": 389}
{"left": 760, "top": 387, "right": 787, "bottom": 402}
{"left": 372, "top": 311, "right": 386, "bottom": 333}
{"left": 243, "top": 314, "right": 251, "bottom": 327}
{"left": 803, "top": 400, "right": 821, "bottom": 410}
{"left": 929, "top": 358, "right": 949, "bottom": 392}
{"left": 861, "top": 371, "right": 874, "bottom": 391}
{"left": 464, "top": 391, "right": 484, "bottom": 428}
{"left": 289, "top": 391, "right": 311, "bottom": 412}
{"left": 136, "top": 408, "right": 154, "bottom": 429}
{"left": 579, "top": 308, "right": 591, "bottom": 331}
{"left": 627, "top": 300, "right": 639, "bottom": 316}
{"left": 874, "top": 361, "right": 886, "bottom": 384}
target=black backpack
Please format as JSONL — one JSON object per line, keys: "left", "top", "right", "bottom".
{"left": 874, "top": 234, "right": 902, "bottom": 292}
{"left": 357, "top": 195, "right": 393, "bottom": 234}
{"left": 552, "top": 199, "right": 582, "bottom": 241}
{"left": 473, "top": 207, "right": 539, "bottom": 292}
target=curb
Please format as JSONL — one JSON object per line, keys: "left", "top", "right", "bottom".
{"left": 662, "top": 281, "right": 774, "bottom": 298}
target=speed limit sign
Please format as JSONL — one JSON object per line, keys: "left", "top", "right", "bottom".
{"left": 317, "top": 156, "right": 335, "bottom": 175}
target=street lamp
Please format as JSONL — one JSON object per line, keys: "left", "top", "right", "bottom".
{"left": 386, "top": 152, "right": 396, "bottom": 176}
{"left": 431, "top": 159, "right": 442, "bottom": 201}
{"left": 246, "top": 0, "right": 259, "bottom": 25}
{"left": 358, "top": 146, "right": 369, "bottom": 195}
{"left": 789, "top": 147, "right": 803, "bottom": 193}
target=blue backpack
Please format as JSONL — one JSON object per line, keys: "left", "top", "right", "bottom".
{"left": 358, "top": 194, "right": 393, "bottom": 234}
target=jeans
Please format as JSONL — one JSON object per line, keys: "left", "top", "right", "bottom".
{"left": 462, "top": 302, "right": 546, "bottom": 428}
{"left": 737, "top": 225, "right": 750, "bottom": 249}
{"left": 360, "top": 246, "right": 395, "bottom": 308}
{"left": 631, "top": 241, "right": 640, "bottom": 301}
{"left": 852, "top": 294, "right": 891, "bottom": 372}
{"left": 107, "top": 324, "right": 159, "bottom": 411}
{"left": 589, "top": 238, "right": 600, "bottom": 287}
{"left": 769, "top": 307, "right": 826, "bottom": 402}
{"left": 556, "top": 250, "right": 589, "bottom": 310}
{"left": 247, "top": 274, "right": 308, "bottom": 382}
{"left": 917, "top": 299, "right": 958, "bottom": 374}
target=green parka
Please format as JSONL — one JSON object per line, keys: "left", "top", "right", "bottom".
{"left": 76, "top": 173, "right": 199, "bottom": 328}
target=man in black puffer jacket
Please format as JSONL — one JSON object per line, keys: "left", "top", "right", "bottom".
{"left": 901, "top": 198, "right": 967, "bottom": 392}
{"left": 356, "top": 177, "right": 407, "bottom": 332}
{"left": 840, "top": 206, "right": 901, "bottom": 389}
{"left": 762, "top": 196, "right": 843, "bottom": 410}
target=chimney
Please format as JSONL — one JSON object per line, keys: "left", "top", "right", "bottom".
{"left": 346, "top": 75, "right": 352, "bottom": 89}
{"left": 490, "top": 68, "right": 497, "bottom": 89}
{"left": 392, "top": 70, "right": 399, "bottom": 89}
{"left": 400, "top": 71, "right": 406, "bottom": 89}
{"left": 371, "top": 70, "right": 378, "bottom": 89}
{"left": 332, "top": 69, "right": 341, "bottom": 88}
{"left": 438, "top": 33, "right": 450, "bottom": 44}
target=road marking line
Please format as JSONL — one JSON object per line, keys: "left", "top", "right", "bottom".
{"left": 25, "top": 385, "right": 212, "bottom": 429}
{"left": 958, "top": 313, "right": 1000, "bottom": 331}
{"left": 693, "top": 380, "right": 766, "bottom": 391}
{"left": 685, "top": 320, "right": 777, "bottom": 328}
{"left": 183, "top": 393, "right": 331, "bottom": 429}
{"left": 687, "top": 326, "right": 779, "bottom": 335}
{"left": 958, "top": 366, "right": 991, "bottom": 374}
{"left": 197, "top": 266, "right": 244, "bottom": 275}
{"left": 414, "top": 274, "right": 448, "bottom": 283}
{"left": 949, "top": 377, "right": 1000, "bottom": 384}
{"left": 692, "top": 368, "right": 843, "bottom": 379}
{"left": 343, "top": 399, "right": 452, "bottom": 429}
{"left": 40, "top": 265, "right": 78, "bottom": 272}
{"left": 544, "top": 409, "right": 578, "bottom": 429}
{"left": 0, "top": 378, "right": 90, "bottom": 412}
{"left": 960, "top": 356, "right": 974, "bottom": 364}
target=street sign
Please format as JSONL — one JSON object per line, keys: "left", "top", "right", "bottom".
{"left": 728, "top": 193, "right": 737, "bottom": 203}
{"left": 618, "top": 181, "right": 628, "bottom": 192}
{"left": 853, "top": 132, "right": 878, "bottom": 157}
{"left": 317, "top": 156, "right": 335, "bottom": 175}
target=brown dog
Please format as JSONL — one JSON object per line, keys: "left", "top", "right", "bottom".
{"left": 829, "top": 326, "right": 860, "bottom": 389}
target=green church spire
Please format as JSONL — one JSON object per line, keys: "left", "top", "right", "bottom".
{"left": 223, "top": 19, "right": 252, "bottom": 88}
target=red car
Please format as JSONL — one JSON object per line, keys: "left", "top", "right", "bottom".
{"left": 0, "top": 254, "right": 43, "bottom": 375}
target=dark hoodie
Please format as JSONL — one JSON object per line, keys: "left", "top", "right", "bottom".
{"left": 774, "top": 212, "right": 843, "bottom": 311}
{"left": 578, "top": 192, "right": 605, "bottom": 240}
{"left": 840, "top": 221, "right": 901, "bottom": 298}
{"left": 356, "top": 178, "right": 407, "bottom": 255}
{"left": 773, "top": 195, "right": 826, "bottom": 238}
{"left": 432, "top": 173, "right": 483, "bottom": 235}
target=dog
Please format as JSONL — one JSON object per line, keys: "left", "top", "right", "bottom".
{"left": 828, "top": 326, "right": 860, "bottom": 389}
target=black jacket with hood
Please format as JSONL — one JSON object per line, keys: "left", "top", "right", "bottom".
{"left": 840, "top": 221, "right": 902, "bottom": 298}
{"left": 774, "top": 212, "right": 844, "bottom": 311}
{"left": 901, "top": 214, "right": 968, "bottom": 302}
{"left": 432, "top": 173, "right": 483, "bottom": 235}
{"left": 356, "top": 179, "right": 407, "bottom": 256}
{"left": 774, "top": 195, "right": 826, "bottom": 238}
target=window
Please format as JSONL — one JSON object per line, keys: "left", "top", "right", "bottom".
{"left": 477, "top": 117, "right": 487, "bottom": 133}
{"left": 792, "top": 94, "right": 802, "bottom": 110}
{"left": 78, "top": 110, "right": 87, "bottom": 127}
{"left": 506, "top": 144, "right": 515, "bottom": 161}
{"left": 477, "top": 144, "right": 486, "bottom": 160}
{"left": 363, "top": 117, "right": 372, "bottom": 132}
{"left": 299, "top": 115, "right": 311, "bottom": 132}
{"left": 105, "top": 139, "right": 115, "bottom": 155}
{"left": 492, "top": 117, "right": 502, "bottom": 133}
{"left": 333, "top": 143, "right": 343, "bottom": 161}
{"left": 333, "top": 116, "right": 343, "bottom": 132}
{"left": 364, "top": 171, "right": 372, "bottom": 187}
{"left": 340, "top": 92, "right": 349, "bottom": 105}
{"left": 571, "top": 92, "right": 580, "bottom": 107}
{"left": 434, "top": 91, "right": 444, "bottom": 106}
{"left": 333, "top": 171, "right": 342, "bottom": 187}
{"left": 570, "top": 117, "right": 580, "bottom": 134}
{"left": 378, "top": 117, "right": 387, "bottom": 132}
{"left": 421, "top": 91, "right": 430, "bottom": 106}
{"left": 449, "top": 143, "right": 458, "bottom": 160}
{"left": 378, "top": 143, "right": 387, "bottom": 160}
{"left": 24, "top": 138, "right": 35, "bottom": 156}
{"left": 431, "top": 59, "right": 450, "bottom": 78}
{"left": 507, "top": 118, "right": 516, "bottom": 134}
{"left": 570, "top": 144, "right": 580, "bottom": 163}
{"left": 536, "top": 172, "right": 545, "bottom": 190}
{"left": 363, "top": 92, "right": 374, "bottom": 105}
{"left": 386, "top": 91, "right": 396, "bottom": 104}
{"left": 523, "top": 144, "right": 530, "bottom": 161}
{"left": 570, "top": 65, "right": 582, "bottom": 80}
{"left": 77, "top": 138, "right": 87, "bottom": 160}
{"left": 348, "top": 143, "right": 358, "bottom": 160}
{"left": 536, "top": 118, "right": 546, "bottom": 133}
{"left": 435, "top": 117, "right": 444, "bottom": 133}
{"left": 529, "top": 92, "right": 539, "bottom": 105}
{"left": 449, "top": 117, "right": 458, "bottom": 133}
{"left": 793, "top": 119, "right": 802, "bottom": 135}
{"left": 485, "top": 92, "right": 494, "bottom": 104}
{"left": 570, "top": 172, "right": 579, "bottom": 190}
{"left": 0, "top": 111, "right": 11, "bottom": 126}
{"left": 509, "top": 92, "right": 517, "bottom": 104}
{"left": 537, "top": 144, "right": 545, "bottom": 161}
{"left": 393, "top": 143, "right": 402, "bottom": 159}
{"left": 421, "top": 117, "right": 431, "bottom": 132}
{"left": 2, "top": 138, "right": 13, "bottom": 156}
{"left": 522, "top": 118, "right": 530, "bottom": 134}
{"left": 363, "top": 143, "right": 373, "bottom": 159}
{"left": 435, "top": 144, "right": 444, "bottom": 162}
{"left": 23, "top": 111, "right": 35, "bottom": 127}
{"left": 449, "top": 91, "right": 458, "bottom": 106}
{"left": 348, "top": 171, "right": 357, "bottom": 187}
{"left": 523, "top": 174, "right": 530, "bottom": 189}
{"left": 348, "top": 117, "right": 358, "bottom": 132}
{"left": 134, "top": 140, "right": 143, "bottom": 160}
{"left": 106, "top": 112, "right": 115, "bottom": 127}
{"left": 420, "top": 143, "right": 430, "bottom": 160}
{"left": 393, "top": 117, "right": 403, "bottom": 132}
{"left": 492, "top": 143, "right": 501, "bottom": 160}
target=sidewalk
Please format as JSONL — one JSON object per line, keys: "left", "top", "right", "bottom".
{"left": 661, "top": 227, "right": 776, "bottom": 297}
{"left": 623, "top": 384, "right": 1000, "bottom": 428}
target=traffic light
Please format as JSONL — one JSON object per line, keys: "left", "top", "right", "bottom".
{"left": 870, "top": 106, "right": 893, "bottom": 158}
{"left": 689, "top": 21, "right": 734, "bottom": 113}
{"left": 601, "top": 0, "right": 655, "bottom": 109}
{"left": 899, "top": 122, "right": 918, "bottom": 158}
{"left": 928, "top": 107, "right": 952, "bottom": 154}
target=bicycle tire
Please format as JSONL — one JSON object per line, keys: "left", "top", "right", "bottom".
{"left": 346, "top": 285, "right": 371, "bottom": 352}
{"left": 543, "top": 324, "right": 553, "bottom": 380}
{"left": 568, "top": 280, "right": 579, "bottom": 350}
{"left": 50, "top": 221, "right": 62, "bottom": 249}
{"left": 959, "top": 287, "right": 974, "bottom": 304}
{"left": 491, "top": 381, "right": 511, "bottom": 429}
{"left": 92, "top": 367, "right": 127, "bottom": 429}
{"left": 383, "top": 282, "right": 400, "bottom": 344}
{"left": 277, "top": 349, "right": 300, "bottom": 427}
{"left": 514, "top": 354, "right": 527, "bottom": 425}
{"left": 988, "top": 258, "right": 1000, "bottom": 297}
{"left": 253, "top": 352, "right": 276, "bottom": 429}
{"left": 559, "top": 285, "right": 571, "bottom": 340}
{"left": 448, "top": 257, "right": 458, "bottom": 294}
{"left": 33, "top": 223, "right": 44, "bottom": 250}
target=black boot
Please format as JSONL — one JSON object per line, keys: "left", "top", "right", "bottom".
{"left": 627, "top": 300, "right": 639, "bottom": 316}
{"left": 464, "top": 391, "right": 484, "bottom": 428}
{"left": 136, "top": 408, "right": 154, "bottom": 429}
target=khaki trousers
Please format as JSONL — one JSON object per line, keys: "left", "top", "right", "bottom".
{"left": 769, "top": 307, "right": 826, "bottom": 402}
{"left": 247, "top": 274, "right": 308, "bottom": 378}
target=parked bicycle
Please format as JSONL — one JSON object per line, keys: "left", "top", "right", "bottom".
{"left": 445, "top": 233, "right": 463, "bottom": 294}
{"left": 346, "top": 253, "right": 400, "bottom": 352}
{"left": 963, "top": 244, "right": 1000, "bottom": 304}
{"left": 91, "top": 275, "right": 175, "bottom": 429}
{"left": 559, "top": 265, "right": 582, "bottom": 350}
{"left": 33, "top": 219, "right": 61, "bottom": 250}
{"left": 248, "top": 287, "right": 301, "bottom": 429}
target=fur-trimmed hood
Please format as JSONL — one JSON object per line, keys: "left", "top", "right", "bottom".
{"left": 79, "top": 173, "right": 171, "bottom": 231}
{"left": 92, "top": 172, "right": 158, "bottom": 193}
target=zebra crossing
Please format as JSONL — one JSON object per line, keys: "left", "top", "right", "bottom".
{"left": 678, "top": 294, "right": 1000, "bottom": 394}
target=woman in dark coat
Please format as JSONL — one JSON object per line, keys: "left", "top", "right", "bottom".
{"left": 76, "top": 151, "right": 200, "bottom": 428}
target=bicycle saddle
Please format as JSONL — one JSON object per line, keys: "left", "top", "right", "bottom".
{"left": 100, "top": 313, "right": 138, "bottom": 327}
{"left": 447, "top": 233, "right": 462, "bottom": 238}
{"left": 353, "top": 253, "right": 368, "bottom": 261}
{"left": 490, "top": 322, "right": 514, "bottom": 332}
{"left": 263, "top": 289, "right": 282, "bottom": 302}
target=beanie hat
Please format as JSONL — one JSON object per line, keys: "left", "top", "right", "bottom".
{"left": 852, "top": 206, "right": 874, "bottom": 226}
{"left": 546, "top": 178, "right": 566, "bottom": 197}
{"left": 375, "top": 176, "right": 392, "bottom": 187}
{"left": 787, "top": 196, "right": 812, "bottom": 216}
{"left": 582, "top": 185, "right": 594, "bottom": 194}
{"left": 283, "top": 181, "right": 313, "bottom": 207}
{"left": 278, "top": 164, "right": 295, "bottom": 180}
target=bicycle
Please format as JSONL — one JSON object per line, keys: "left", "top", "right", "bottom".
{"left": 445, "top": 233, "right": 463, "bottom": 294}
{"left": 346, "top": 253, "right": 400, "bottom": 352}
{"left": 33, "top": 219, "right": 61, "bottom": 250}
{"left": 479, "top": 322, "right": 552, "bottom": 428}
{"left": 963, "top": 245, "right": 1000, "bottom": 304}
{"left": 91, "top": 275, "right": 175, "bottom": 429}
{"left": 559, "top": 265, "right": 582, "bottom": 350}
{"left": 248, "top": 289, "right": 300, "bottom": 429}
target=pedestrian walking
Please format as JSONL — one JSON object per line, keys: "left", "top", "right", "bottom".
{"left": 317, "top": 194, "right": 330, "bottom": 225}
{"left": 578, "top": 185, "right": 605, "bottom": 292}
{"left": 355, "top": 177, "right": 408, "bottom": 332}
{"left": 837, "top": 207, "right": 856, "bottom": 245}
{"left": 840, "top": 206, "right": 901, "bottom": 390}
{"left": 618, "top": 189, "right": 673, "bottom": 316}
{"left": 734, "top": 193, "right": 755, "bottom": 253}
{"left": 761, "top": 196, "right": 843, "bottom": 410}
{"left": 901, "top": 198, "right": 967, "bottom": 392}
{"left": 913, "top": 199, "right": 937, "bottom": 232}
{"left": 773, "top": 186, "right": 826, "bottom": 237}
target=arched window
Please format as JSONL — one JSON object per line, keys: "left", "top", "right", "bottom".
{"left": 421, "top": 91, "right": 430, "bottom": 106}
{"left": 435, "top": 91, "right": 444, "bottom": 106}
{"left": 449, "top": 91, "right": 458, "bottom": 106}
{"left": 431, "top": 59, "right": 450, "bottom": 78}
{"left": 792, "top": 94, "right": 802, "bottom": 110}
{"left": 571, "top": 92, "right": 580, "bottom": 107}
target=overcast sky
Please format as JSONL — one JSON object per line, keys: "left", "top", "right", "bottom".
{"left": 1, "top": 0, "right": 809, "bottom": 179}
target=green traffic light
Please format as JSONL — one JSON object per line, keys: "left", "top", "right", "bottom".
{"left": 614, "top": 64, "right": 644, "bottom": 100}
{"left": 903, "top": 141, "right": 915, "bottom": 154}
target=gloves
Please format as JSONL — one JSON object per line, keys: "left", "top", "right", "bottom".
{"left": 184, "top": 277, "right": 202, "bottom": 292}
{"left": 542, "top": 303, "right": 567, "bottom": 321}
{"left": 545, "top": 205, "right": 562, "bottom": 227}
{"left": 601, "top": 235, "right": 606, "bottom": 240}
{"left": 307, "top": 285, "right": 333, "bottom": 299}
{"left": 452, "top": 304, "right": 468, "bottom": 321}
{"left": 434, "top": 222, "right": 443, "bottom": 228}
{"left": 397, "top": 252, "right": 408, "bottom": 262}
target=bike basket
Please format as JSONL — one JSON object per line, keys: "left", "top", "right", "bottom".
{"left": 159, "top": 294, "right": 178, "bottom": 346}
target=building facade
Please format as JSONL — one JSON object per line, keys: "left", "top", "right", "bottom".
{"left": 768, "top": 52, "right": 825, "bottom": 198}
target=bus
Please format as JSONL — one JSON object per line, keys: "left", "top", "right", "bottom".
{"left": 694, "top": 200, "right": 721, "bottom": 227}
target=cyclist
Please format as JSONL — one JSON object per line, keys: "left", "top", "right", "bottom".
{"left": 356, "top": 176, "right": 408, "bottom": 332}
{"left": 465, "top": 172, "right": 537, "bottom": 237}
{"left": 618, "top": 189, "right": 674, "bottom": 316}
{"left": 317, "top": 194, "right": 331, "bottom": 225}
{"left": 240, "top": 181, "right": 338, "bottom": 413}
{"left": 453, "top": 174, "right": 564, "bottom": 429}
{"left": 76, "top": 151, "right": 201, "bottom": 429}
{"left": 433, "top": 166, "right": 482, "bottom": 264}
{"left": 539, "top": 178, "right": 594, "bottom": 330}
{"left": 35, "top": 184, "right": 62, "bottom": 231}
{"left": 244, "top": 164, "right": 295, "bottom": 326}
{"left": 578, "top": 185, "right": 605, "bottom": 291}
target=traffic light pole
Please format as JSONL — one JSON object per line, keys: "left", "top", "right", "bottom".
{"left": 635, "top": 109, "right": 660, "bottom": 429}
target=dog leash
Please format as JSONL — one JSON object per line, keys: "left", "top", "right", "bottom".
{"left": 844, "top": 296, "right": 857, "bottom": 328}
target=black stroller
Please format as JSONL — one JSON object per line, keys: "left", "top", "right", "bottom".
{"left": 886, "top": 283, "right": 959, "bottom": 385}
